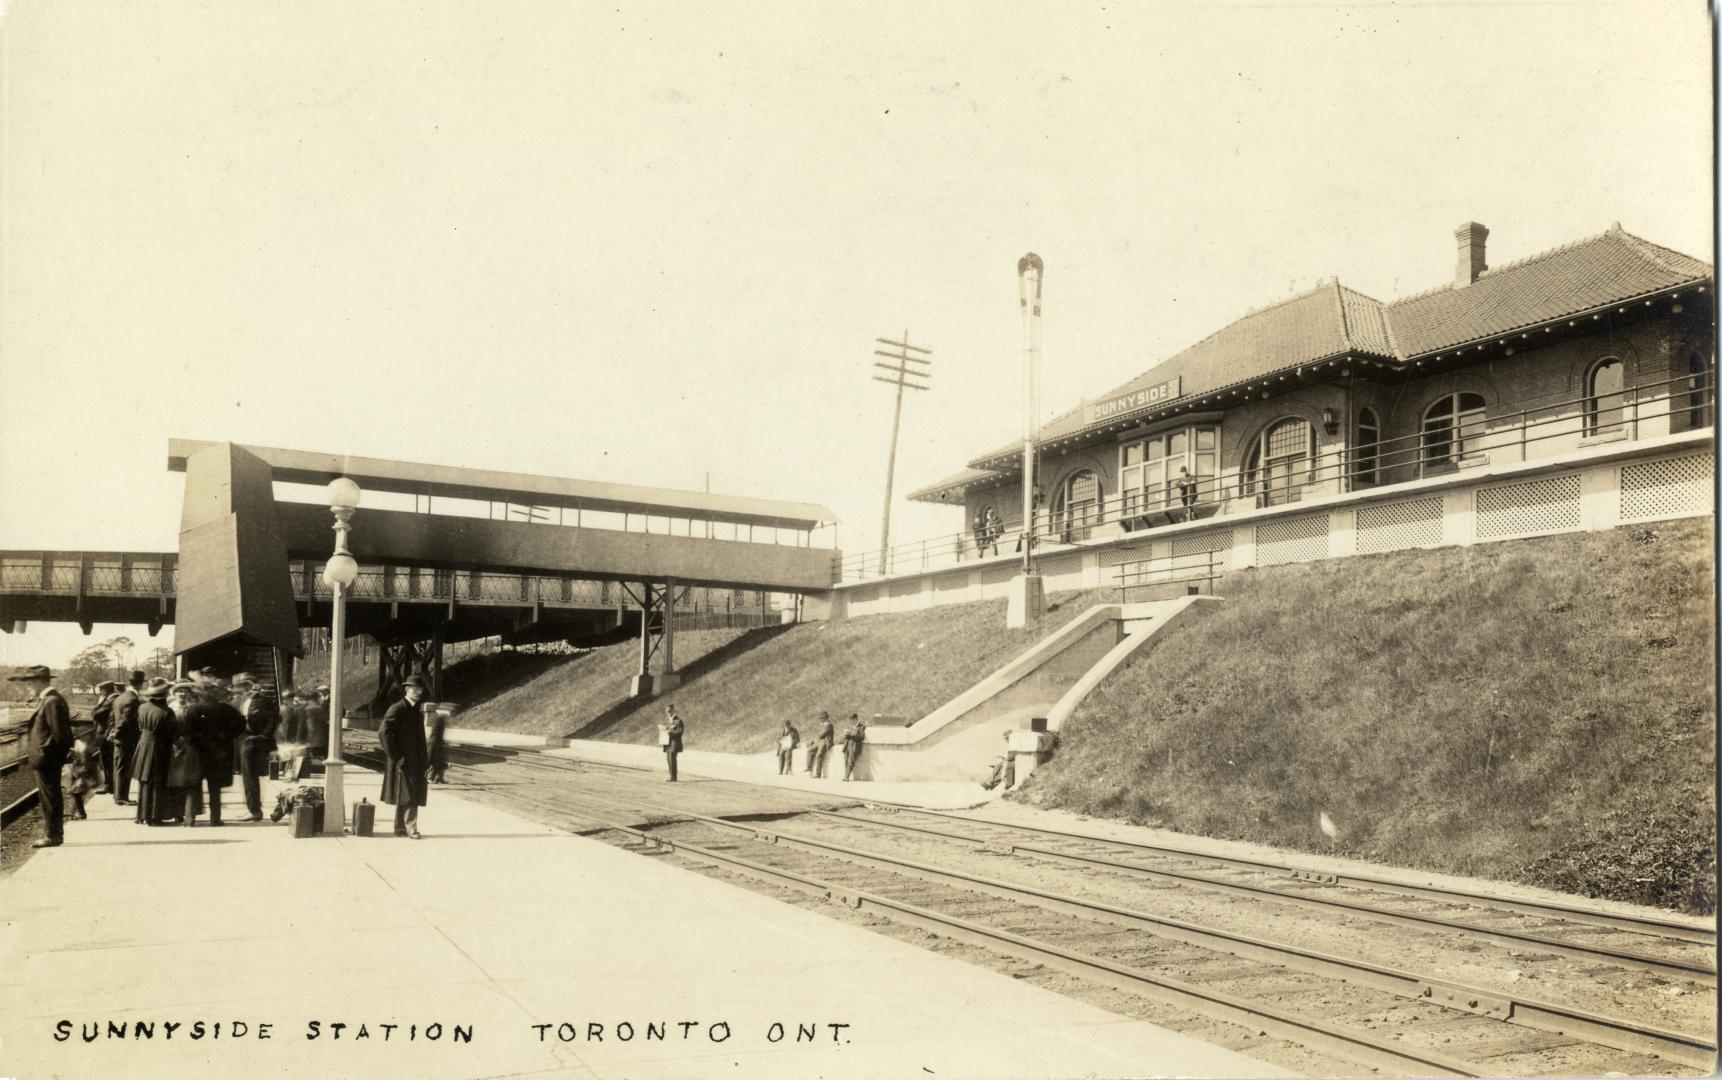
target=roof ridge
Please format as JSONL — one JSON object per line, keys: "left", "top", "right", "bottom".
{"left": 1389, "top": 225, "right": 1625, "bottom": 305}
{"left": 1614, "top": 226, "right": 1715, "bottom": 277}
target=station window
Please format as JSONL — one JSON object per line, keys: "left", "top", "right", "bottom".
{"left": 1118, "top": 426, "right": 1218, "bottom": 516}
{"left": 1586, "top": 358, "right": 1625, "bottom": 435}
{"left": 1242, "top": 418, "right": 1314, "bottom": 506}
{"left": 1052, "top": 470, "right": 1101, "bottom": 540}
{"left": 1354, "top": 408, "right": 1380, "bottom": 486}
{"left": 1420, "top": 393, "right": 1486, "bottom": 473}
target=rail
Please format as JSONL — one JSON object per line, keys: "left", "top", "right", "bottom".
{"left": 837, "top": 371, "right": 1713, "bottom": 582}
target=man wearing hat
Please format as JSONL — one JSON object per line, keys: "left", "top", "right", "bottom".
{"left": 379, "top": 675, "right": 429, "bottom": 838}
{"left": 12, "top": 665, "right": 73, "bottom": 847}
{"left": 133, "top": 677, "right": 177, "bottom": 825}
{"left": 89, "top": 680, "right": 120, "bottom": 794}
{"left": 235, "top": 675, "right": 277, "bottom": 821}
{"left": 807, "top": 710, "right": 836, "bottom": 779}
{"left": 109, "top": 669, "right": 146, "bottom": 806}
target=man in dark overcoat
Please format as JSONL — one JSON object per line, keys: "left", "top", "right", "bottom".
{"left": 13, "top": 665, "right": 73, "bottom": 847}
{"left": 177, "top": 681, "right": 240, "bottom": 826}
{"left": 133, "top": 678, "right": 176, "bottom": 826}
{"left": 379, "top": 675, "right": 429, "bottom": 838}
{"left": 236, "top": 678, "right": 278, "bottom": 821}
{"left": 109, "top": 669, "right": 145, "bottom": 806}
{"left": 841, "top": 713, "right": 867, "bottom": 782}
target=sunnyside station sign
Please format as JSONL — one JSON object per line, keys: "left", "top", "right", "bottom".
{"left": 1082, "top": 375, "right": 1183, "bottom": 426}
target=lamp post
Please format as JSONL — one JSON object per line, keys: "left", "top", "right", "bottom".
{"left": 1008, "top": 253, "right": 1046, "bottom": 628}
{"left": 320, "top": 476, "right": 362, "bottom": 835}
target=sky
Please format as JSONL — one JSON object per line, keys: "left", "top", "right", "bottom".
{"left": 0, "top": 0, "right": 1713, "bottom": 666}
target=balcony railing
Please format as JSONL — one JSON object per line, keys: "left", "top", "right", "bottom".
{"left": 836, "top": 371, "right": 1713, "bottom": 583}
{"left": 0, "top": 556, "right": 780, "bottom": 620}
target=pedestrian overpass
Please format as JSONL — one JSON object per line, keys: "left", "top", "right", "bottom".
{"left": 0, "top": 439, "right": 838, "bottom": 706}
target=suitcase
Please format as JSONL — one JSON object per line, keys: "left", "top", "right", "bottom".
{"left": 291, "top": 801, "right": 324, "bottom": 838}
{"left": 268, "top": 759, "right": 281, "bottom": 780}
{"left": 351, "top": 797, "right": 375, "bottom": 837}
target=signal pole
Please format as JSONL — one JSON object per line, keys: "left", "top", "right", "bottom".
{"left": 872, "top": 331, "right": 932, "bottom": 575}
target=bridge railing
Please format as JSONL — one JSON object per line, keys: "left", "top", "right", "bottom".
{"left": 836, "top": 371, "right": 1714, "bottom": 583}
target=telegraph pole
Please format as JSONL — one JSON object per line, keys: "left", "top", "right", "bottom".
{"left": 872, "top": 331, "right": 932, "bottom": 574}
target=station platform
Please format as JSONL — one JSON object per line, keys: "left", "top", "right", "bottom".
{"left": 0, "top": 772, "right": 1286, "bottom": 1080}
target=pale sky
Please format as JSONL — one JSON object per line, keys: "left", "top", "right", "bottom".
{"left": 1, "top": 0, "right": 1713, "bottom": 666}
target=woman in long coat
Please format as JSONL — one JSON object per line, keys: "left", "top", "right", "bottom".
{"left": 379, "top": 676, "right": 429, "bottom": 838}
{"left": 133, "top": 679, "right": 177, "bottom": 826}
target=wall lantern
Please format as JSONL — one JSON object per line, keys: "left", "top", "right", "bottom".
{"left": 1321, "top": 407, "right": 1340, "bottom": 435}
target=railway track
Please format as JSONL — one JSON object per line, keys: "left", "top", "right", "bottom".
{"left": 360, "top": 744, "right": 1716, "bottom": 1077}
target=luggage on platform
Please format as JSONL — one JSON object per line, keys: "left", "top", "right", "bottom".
{"left": 352, "top": 797, "right": 375, "bottom": 837}
{"left": 291, "top": 801, "right": 324, "bottom": 838}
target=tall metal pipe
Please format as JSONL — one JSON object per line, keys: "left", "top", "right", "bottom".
{"left": 1017, "top": 253, "right": 1044, "bottom": 572}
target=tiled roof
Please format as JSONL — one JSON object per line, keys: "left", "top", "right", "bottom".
{"left": 911, "top": 224, "right": 1711, "bottom": 499}
{"left": 1386, "top": 225, "right": 1712, "bottom": 357}
{"left": 966, "top": 280, "right": 1393, "bottom": 469}
{"left": 908, "top": 466, "right": 1007, "bottom": 502}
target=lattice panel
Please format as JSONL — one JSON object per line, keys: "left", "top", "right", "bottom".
{"left": 1620, "top": 454, "right": 1714, "bottom": 523}
{"left": 1038, "top": 553, "right": 1082, "bottom": 578}
{"left": 1099, "top": 543, "right": 1154, "bottom": 568}
{"left": 1356, "top": 497, "right": 1444, "bottom": 554}
{"left": 1475, "top": 475, "right": 1582, "bottom": 540}
{"left": 1256, "top": 513, "right": 1329, "bottom": 567}
{"left": 1172, "top": 531, "right": 1232, "bottom": 557}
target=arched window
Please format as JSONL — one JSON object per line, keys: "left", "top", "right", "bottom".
{"left": 1421, "top": 393, "right": 1486, "bottom": 473}
{"left": 1586, "top": 358, "right": 1625, "bottom": 435}
{"left": 1052, "top": 470, "right": 1100, "bottom": 541}
{"left": 1244, "top": 417, "right": 1314, "bottom": 506}
{"left": 1354, "top": 407, "right": 1380, "bottom": 486}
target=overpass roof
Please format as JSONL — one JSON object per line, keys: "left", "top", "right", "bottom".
{"left": 167, "top": 440, "right": 836, "bottom": 530}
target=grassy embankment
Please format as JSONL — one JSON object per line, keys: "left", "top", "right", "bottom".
{"left": 451, "top": 589, "right": 1113, "bottom": 752}
{"left": 1020, "top": 518, "right": 1716, "bottom": 912}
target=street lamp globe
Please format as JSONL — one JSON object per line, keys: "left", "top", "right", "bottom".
{"left": 322, "top": 552, "right": 359, "bottom": 589}
{"left": 327, "top": 476, "right": 362, "bottom": 510}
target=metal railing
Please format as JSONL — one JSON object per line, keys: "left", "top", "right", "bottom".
{"left": 0, "top": 555, "right": 780, "bottom": 622}
{"left": 1117, "top": 548, "right": 1223, "bottom": 600}
{"left": 836, "top": 372, "right": 1713, "bottom": 583}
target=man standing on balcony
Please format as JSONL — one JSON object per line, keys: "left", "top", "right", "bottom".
{"left": 13, "top": 665, "right": 72, "bottom": 848}
{"left": 109, "top": 669, "right": 145, "bottom": 806}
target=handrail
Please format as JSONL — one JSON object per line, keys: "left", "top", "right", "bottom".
{"left": 836, "top": 372, "right": 1713, "bottom": 582}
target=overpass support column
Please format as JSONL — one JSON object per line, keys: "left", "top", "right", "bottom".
{"left": 658, "top": 577, "right": 682, "bottom": 695}
{"left": 628, "top": 582, "right": 657, "bottom": 699}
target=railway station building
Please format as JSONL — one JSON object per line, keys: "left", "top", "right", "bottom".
{"left": 893, "top": 223, "right": 1712, "bottom": 592}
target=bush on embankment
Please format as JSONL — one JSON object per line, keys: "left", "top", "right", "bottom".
{"left": 1016, "top": 518, "right": 1716, "bottom": 912}
{"left": 452, "top": 588, "right": 1111, "bottom": 753}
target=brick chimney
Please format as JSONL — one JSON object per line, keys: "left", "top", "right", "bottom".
{"left": 1454, "top": 221, "right": 1489, "bottom": 288}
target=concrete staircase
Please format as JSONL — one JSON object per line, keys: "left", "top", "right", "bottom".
{"left": 852, "top": 595, "right": 1218, "bottom": 783}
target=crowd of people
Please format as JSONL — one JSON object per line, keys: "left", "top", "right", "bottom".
{"left": 12, "top": 663, "right": 436, "bottom": 846}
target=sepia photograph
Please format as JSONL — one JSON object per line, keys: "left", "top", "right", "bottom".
{"left": 0, "top": 2, "right": 1715, "bottom": 1077}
